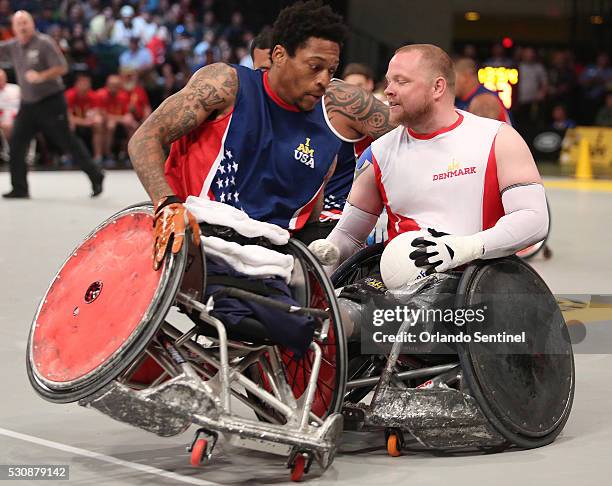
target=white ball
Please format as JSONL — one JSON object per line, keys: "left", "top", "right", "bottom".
{"left": 380, "top": 230, "right": 430, "bottom": 290}
{"left": 308, "top": 239, "right": 340, "bottom": 266}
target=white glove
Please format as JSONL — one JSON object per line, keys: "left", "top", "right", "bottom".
{"left": 409, "top": 228, "right": 484, "bottom": 274}
{"left": 308, "top": 239, "right": 340, "bottom": 266}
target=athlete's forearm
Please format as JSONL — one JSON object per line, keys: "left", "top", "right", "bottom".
{"left": 479, "top": 184, "right": 549, "bottom": 259}
{"left": 128, "top": 128, "right": 174, "bottom": 203}
{"left": 129, "top": 63, "right": 238, "bottom": 203}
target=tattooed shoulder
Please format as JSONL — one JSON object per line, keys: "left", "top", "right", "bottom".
{"left": 141, "top": 63, "right": 238, "bottom": 146}
{"left": 324, "top": 79, "right": 395, "bottom": 140}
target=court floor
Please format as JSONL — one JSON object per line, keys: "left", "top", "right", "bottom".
{"left": 0, "top": 171, "right": 610, "bottom": 485}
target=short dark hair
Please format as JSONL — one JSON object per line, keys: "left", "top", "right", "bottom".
{"left": 250, "top": 26, "right": 273, "bottom": 58}
{"left": 342, "top": 63, "right": 374, "bottom": 81}
{"left": 271, "top": 0, "right": 348, "bottom": 57}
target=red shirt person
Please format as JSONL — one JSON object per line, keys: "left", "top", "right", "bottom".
{"left": 96, "top": 74, "right": 136, "bottom": 162}
{"left": 65, "top": 73, "right": 104, "bottom": 160}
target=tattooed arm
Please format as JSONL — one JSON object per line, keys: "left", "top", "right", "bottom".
{"left": 324, "top": 79, "right": 395, "bottom": 141}
{"left": 128, "top": 63, "right": 238, "bottom": 203}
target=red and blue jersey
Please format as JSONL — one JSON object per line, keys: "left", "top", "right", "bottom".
{"left": 455, "top": 84, "right": 512, "bottom": 125}
{"left": 165, "top": 65, "right": 343, "bottom": 231}
{"left": 320, "top": 136, "right": 371, "bottom": 222}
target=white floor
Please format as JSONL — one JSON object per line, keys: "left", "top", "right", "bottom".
{"left": 0, "top": 171, "right": 610, "bottom": 485}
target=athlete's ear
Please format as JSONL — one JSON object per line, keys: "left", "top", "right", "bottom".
{"left": 432, "top": 76, "right": 446, "bottom": 100}
{"left": 271, "top": 45, "right": 287, "bottom": 67}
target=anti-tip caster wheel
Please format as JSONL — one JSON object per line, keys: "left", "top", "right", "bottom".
{"left": 190, "top": 438, "right": 208, "bottom": 467}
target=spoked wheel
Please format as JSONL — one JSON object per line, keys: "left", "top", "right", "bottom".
{"left": 279, "top": 239, "right": 347, "bottom": 419}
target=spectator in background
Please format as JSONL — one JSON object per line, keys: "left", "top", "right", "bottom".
{"left": 172, "top": 27, "right": 194, "bottom": 53}
{"left": 250, "top": 26, "right": 273, "bottom": 70}
{"left": 222, "top": 11, "right": 245, "bottom": 47}
{"left": 342, "top": 63, "right": 375, "bottom": 93}
{"left": 0, "top": 1, "right": 13, "bottom": 35}
{"left": 96, "top": 74, "right": 134, "bottom": 166}
{"left": 67, "top": 2, "right": 86, "bottom": 29}
{"left": 462, "top": 44, "right": 477, "bottom": 60}
{"left": 547, "top": 50, "right": 576, "bottom": 110}
{"left": 454, "top": 57, "right": 511, "bottom": 123}
{"left": 183, "top": 13, "right": 202, "bottom": 41}
{"left": 485, "top": 43, "right": 513, "bottom": 67}
{"left": 48, "top": 24, "right": 70, "bottom": 54}
{"left": 201, "top": 10, "right": 220, "bottom": 38}
{"left": 0, "top": 68, "right": 20, "bottom": 163}
{"left": 136, "top": 10, "right": 166, "bottom": 45}
{"left": 193, "top": 30, "right": 219, "bottom": 65}
{"left": 65, "top": 73, "right": 104, "bottom": 164}
{"left": 119, "top": 36, "right": 153, "bottom": 75}
{"left": 550, "top": 104, "right": 576, "bottom": 131}
{"left": 580, "top": 52, "right": 612, "bottom": 123}
{"left": 36, "top": 6, "right": 59, "bottom": 34}
{"left": 515, "top": 46, "right": 548, "bottom": 136}
{"left": 121, "top": 68, "right": 152, "bottom": 126}
{"left": 111, "top": 4, "right": 137, "bottom": 47}
{"left": 595, "top": 92, "right": 612, "bottom": 127}
{"left": 88, "top": 6, "right": 114, "bottom": 45}
{"left": 0, "top": 11, "right": 104, "bottom": 198}
{"left": 236, "top": 46, "right": 251, "bottom": 68}
{"left": 82, "top": 0, "right": 102, "bottom": 24}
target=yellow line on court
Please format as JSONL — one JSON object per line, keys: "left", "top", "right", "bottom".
{"left": 544, "top": 178, "right": 612, "bottom": 192}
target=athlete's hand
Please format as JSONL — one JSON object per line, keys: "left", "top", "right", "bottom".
{"left": 153, "top": 196, "right": 201, "bottom": 270}
{"left": 409, "top": 228, "right": 484, "bottom": 274}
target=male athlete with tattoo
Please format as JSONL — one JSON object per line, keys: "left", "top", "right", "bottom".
{"left": 128, "top": 1, "right": 393, "bottom": 269}
{"left": 323, "top": 44, "right": 549, "bottom": 278}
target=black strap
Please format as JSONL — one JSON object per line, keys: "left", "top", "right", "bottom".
{"left": 200, "top": 223, "right": 276, "bottom": 249}
{"left": 206, "top": 275, "right": 285, "bottom": 297}
{"left": 155, "top": 195, "right": 184, "bottom": 214}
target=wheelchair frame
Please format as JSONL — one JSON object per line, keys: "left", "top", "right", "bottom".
{"left": 27, "top": 204, "right": 347, "bottom": 481}
{"left": 332, "top": 244, "right": 574, "bottom": 455}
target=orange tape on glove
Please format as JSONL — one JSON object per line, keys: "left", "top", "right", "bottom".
{"left": 153, "top": 201, "right": 201, "bottom": 270}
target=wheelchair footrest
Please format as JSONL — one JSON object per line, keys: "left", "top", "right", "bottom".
{"left": 191, "top": 412, "right": 343, "bottom": 469}
{"left": 79, "top": 374, "right": 220, "bottom": 437}
{"left": 357, "top": 387, "right": 506, "bottom": 449}
{"left": 79, "top": 374, "right": 343, "bottom": 470}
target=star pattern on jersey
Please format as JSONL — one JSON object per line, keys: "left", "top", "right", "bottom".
{"left": 324, "top": 194, "right": 345, "bottom": 211}
{"left": 210, "top": 148, "right": 240, "bottom": 207}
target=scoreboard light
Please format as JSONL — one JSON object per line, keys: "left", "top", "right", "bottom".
{"left": 478, "top": 66, "right": 519, "bottom": 109}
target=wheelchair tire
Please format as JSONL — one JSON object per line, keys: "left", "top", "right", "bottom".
{"left": 331, "top": 243, "right": 384, "bottom": 288}
{"left": 245, "top": 239, "right": 348, "bottom": 421}
{"left": 455, "top": 257, "right": 575, "bottom": 448}
{"left": 27, "top": 204, "right": 188, "bottom": 403}
{"left": 279, "top": 239, "right": 348, "bottom": 419}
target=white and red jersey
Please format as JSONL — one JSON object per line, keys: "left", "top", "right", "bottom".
{"left": 371, "top": 110, "right": 505, "bottom": 241}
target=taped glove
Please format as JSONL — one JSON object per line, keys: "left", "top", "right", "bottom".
{"left": 153, "top": 195, "right": 201, "bottom": 270}
{"left": 308, "top": 239, "right": 340, "bottom": 266}
{"left": 409, "top": 228, "right": 484, "bottom": 275}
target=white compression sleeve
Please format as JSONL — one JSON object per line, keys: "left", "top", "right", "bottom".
{"left": 327, "top": 203, "right": 379, "bottom": 266}
{"left": 479, "top": 183, "right": 549, "bottom": 259}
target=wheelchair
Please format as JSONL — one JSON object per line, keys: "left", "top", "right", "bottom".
{"left": 332, "top": 243, "right": 575, "bottom": 456}
{"left": 26, "top": 203, "right": 347, "bottom": 482}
